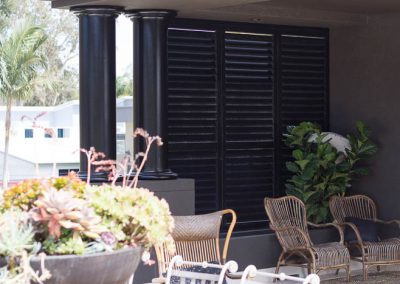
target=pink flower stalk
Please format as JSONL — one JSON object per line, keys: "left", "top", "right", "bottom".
{"left": 129, "top": 129, "right": 163, "bottom": 189}
{"left": 81, "top": 128, "right": 163, "bottom": 189}
{"left": 80, "top": 147, "right": 106, "bottom": 184}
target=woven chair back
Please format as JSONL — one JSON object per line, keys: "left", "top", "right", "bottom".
{"left": 329, "top": 195, "right": 377, "bottom": 223}
{"left": 264, "top": 196, "right": 312, "bottom": 250}
{"left": 265, "top": 196, "right": 308, "bottom": 232}
{"left": 156, "top": 210, "right": 236, "bottom": 278}
{"left": 172, "top": 212, "right": 222, "bottom": 241}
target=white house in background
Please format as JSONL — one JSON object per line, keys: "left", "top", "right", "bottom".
{"left": 0, "top": 96, "right": 133, "bottom": 182}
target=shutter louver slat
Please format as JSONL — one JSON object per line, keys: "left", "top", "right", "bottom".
{"left": 167, "top": 28, "right": 219, "bottom": 214}
{"left": 278, "top": 34, "right": 329, "bottom": 194}
{"left": 223, "top": 32, "right": 275, "bottom": 231}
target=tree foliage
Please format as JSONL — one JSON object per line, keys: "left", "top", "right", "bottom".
{"left": 284, "top": 122, "right": 378, "bottom": 223}
{"left": 116, "top": 73, "right": 133, "bottom": 98}
{"left": 0, "top": 0, "right": 12, "bottom": 32}
{"left": 0, "top": 22, "right": 47, "bottom": 100}
{"left": 0, "top": 21, "right": 48, "bottom": 188}
{"left": 7, "top": 0, "right": 79, "bottom": 106}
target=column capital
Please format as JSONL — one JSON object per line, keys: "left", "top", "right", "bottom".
{"left": 71, "top": 6, "right": 124, "bottom": 17}
{"left": 125, "top": 9, "right": 177, "bottom": 20}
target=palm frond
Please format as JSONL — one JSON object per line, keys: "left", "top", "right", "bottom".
{"left": 0, "top": 20, "right": 47, "bottom": 101}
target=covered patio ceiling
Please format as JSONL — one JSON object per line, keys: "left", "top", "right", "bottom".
{"left": 49, "top": 0, "right": 400, "bottom": 26}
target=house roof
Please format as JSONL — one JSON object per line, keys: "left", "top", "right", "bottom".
{"left": 48, "top": 0, "right": 400, "bottom": 27}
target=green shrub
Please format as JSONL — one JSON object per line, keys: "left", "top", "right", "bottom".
{"left": 284, "top": 121, "right": 377, "bottom": 223}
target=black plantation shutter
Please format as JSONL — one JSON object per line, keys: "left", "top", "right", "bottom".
{"left": 277, "top": 33, "right": 329, "bottom": 193}
{"left": 167, "top": 21, "right": 329, "bottom": 232}
{"left": 223, "top": 31, "right": 275, "bottom": 231}
{"left": 167, "top": 28, "right": 219, "bottom": 213}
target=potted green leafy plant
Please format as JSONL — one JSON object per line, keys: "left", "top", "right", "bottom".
{"left": 0, "top": 129, "right": 175, "bottom": 283}
{"left": 284, "top": 122, "right": 377, "bottom": 223}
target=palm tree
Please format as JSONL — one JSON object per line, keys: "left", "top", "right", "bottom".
{"left": 0, "top": 0, "right": 12, "bottom": 32}
{"left": 0, "top": 21, "right": 47, "bottom": 189}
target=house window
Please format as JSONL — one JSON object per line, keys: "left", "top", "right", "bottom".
{"left": 44, "top": 133, "right": 52, "bottom": 138}
{"left": 58, "top": 169, "right": 79, "bottom": 176}
{"left": 166, "top": 20, "right": 329, "bottom": 232}
{"left": 57, "top": 128, "right": 70, "bottom": 138}
{"left": 24, "top": 129, "right": 33, "bottom": 138}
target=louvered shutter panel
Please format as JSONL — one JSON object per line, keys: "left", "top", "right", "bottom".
{"left": 223, "top": 31, "right": 275, "bottom": 231}
{"left": 166, "top": 21, "right": 329, "bottom": 232}
{"left": 167, "top": 28, "right": 219, "bottom": 214}
{"left": 278, "top": 34, "right": 329, "bottom": 192}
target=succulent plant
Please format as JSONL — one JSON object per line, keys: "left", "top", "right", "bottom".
{"left": 3, "top": 171, "right": 86, "bottom": 211}
{"left": 1, "top": 128, "right": 174, "bottom": 267}
{"left": 0, "top": 209, "right": 51, "bottom": 284}
{"left": 88, "top": 184, "right": 175, "bottom": 253}
{"left": 30, "top": 187, "right": 105, "bottom": 241}
{"left": 43, "top": 237, "right": 86, "bottom": 255}
{"left": 0, "top": 209, "right": 35, "bottom": 257}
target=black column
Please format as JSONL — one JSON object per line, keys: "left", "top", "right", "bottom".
{"left": 126, "top": 10, "right": 177, "bottom": 179}
{"left": 72, "top": 6, "right": 122, "bottom": 181}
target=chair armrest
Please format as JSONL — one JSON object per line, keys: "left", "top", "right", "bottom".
{"left": 272, "top": 226, "right": 312, "bottom": 249}
{"left": 374, "top": 219, "right": 400, "bottom": 227}
{"left": 221, "top": 209, "right": 237, "bottom": 264}
{"left": 307, "top": 222, "right": 344, "bottom": 243}
{"left": 339, "top": 222, "right": 364, "bottom": 245}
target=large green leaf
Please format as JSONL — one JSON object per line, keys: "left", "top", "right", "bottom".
{"left": 292, "top": 149, "right": 303, "bottom": 160}
{"left": 295, "top": 159, "right": 309, "bottom": 171}
{"left": 286, "top": 161, "right": 299, "bottom": 173}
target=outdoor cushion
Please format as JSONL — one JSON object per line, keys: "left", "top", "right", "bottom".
{"left": 344, "top": 217, "right": 379, "bottom": 242}
{"left": 378, "top": 222, "right": 400, "bottom": 240}
{"left": 165, "top": 262, "right": 226, "bottom": 284}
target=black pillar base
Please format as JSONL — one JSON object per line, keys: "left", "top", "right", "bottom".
{"left": 77, "top": 171, "right": 110, "bottom": 183}
{"left": 129, "top": 169, "right": 178, "bottom": 180}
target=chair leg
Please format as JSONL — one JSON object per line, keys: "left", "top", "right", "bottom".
{"left": 363, "top": 264, "right": 368, "bottom": 281}
{"left": 346, "top": 266, "right": 350, "bottom": 282}
{"left": 273, "top": 253, "right": 284, "bottom": 283}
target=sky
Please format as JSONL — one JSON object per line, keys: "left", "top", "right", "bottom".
{"left": 116, "top": 16, "right": 133, "bottom": 76}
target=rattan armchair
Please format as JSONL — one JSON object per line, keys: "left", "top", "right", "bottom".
{"left": 264, "top": 196, "right": 350, "bottom": 281}
{"left": 329, "top": 195, "right": 400, "bottom": 280}
{"left": 154, "top": 209, "right": 237, "bottom": 282}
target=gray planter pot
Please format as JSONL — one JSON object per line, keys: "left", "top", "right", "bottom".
{"left": 30, "top": 247, "right": 142, "bottom": 284}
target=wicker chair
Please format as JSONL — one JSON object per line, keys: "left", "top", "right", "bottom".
{"left": 329, "top": 195, "right": 400, "bottom": 280}
{"left": 154, "top": 209, "right": 237, "bottom": 282}
{"left": 264, "top": 196, "right": 350, "bottom": 281}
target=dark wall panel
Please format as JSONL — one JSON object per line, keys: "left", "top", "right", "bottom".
{"left": 330, "top": 15, "right": 400, "bottom": 220}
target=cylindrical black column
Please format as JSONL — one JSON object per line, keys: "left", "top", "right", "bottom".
{"left": 126, "top": 10, "right": 177, "bottom": 179}
{"left": 72, "top": 6, "right": 122, "bottom": 181}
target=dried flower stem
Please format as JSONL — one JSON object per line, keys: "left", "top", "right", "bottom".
{"left": 81, "top": 128, "right": 162, "bottom": 188}
{"left": 80, "top": 147, "right": 106, "bottom": 184}
{"left": 129, "top": 138, "right": 156, "bottom": 189}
